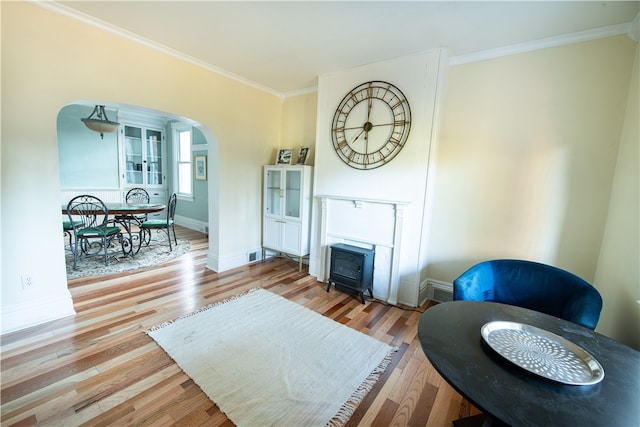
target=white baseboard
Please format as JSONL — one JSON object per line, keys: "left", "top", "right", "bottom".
{"left": 206, "top": 247, "right": 263, "bottom": 273}
{"left": 1, "top": 294, "right": 76, "bottom": 335}
{"left": 174, "top": 215, "right": 208, "bottom": 234}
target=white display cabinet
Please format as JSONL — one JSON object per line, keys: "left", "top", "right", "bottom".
{"left": 263, "top": 165, "right": 313, "bottom": 270}
{"left": 119, "top": 120, "right": 167, "bottom": 219}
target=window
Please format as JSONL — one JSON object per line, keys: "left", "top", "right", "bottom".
{"left": 175, "top": 127, "right": 192, "bottom": 198}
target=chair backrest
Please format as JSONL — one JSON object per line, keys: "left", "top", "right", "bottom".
{"left": 453, "top": 259, "right": 603, "bottom": 330}
{"left": 166, "top": 193, "right": 177, "bottom": 222}
{"left": 66, "top": 195, "right": 110, "bottom": 230}
{"left": 125, "top": 187, "right": 150, "bottom": 204}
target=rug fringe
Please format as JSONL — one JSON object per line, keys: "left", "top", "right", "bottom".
{"left": 145, "top": 287, "right": 261, "bottom": 333}
{"left": 325, "top": 346, "right": 398, "bottom": 427}
{"left": 147, "top": 287, "right": 396, "bottom": 427}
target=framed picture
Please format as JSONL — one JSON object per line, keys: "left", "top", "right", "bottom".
{"left": 194, "top": 155, "right": 207, "bottom": 181}
{"left": 296, "top": 146, "right": 310, "bottom": 165}
{"left": 276, "top": 148, "right": 293, "bottom": 165}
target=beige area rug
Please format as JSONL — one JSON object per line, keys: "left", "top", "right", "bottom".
{"left": 65, "top": 235, "right": 191, "bottom": 279}
{"left": 147, "top": 288, "right": 396, "bottom": 427}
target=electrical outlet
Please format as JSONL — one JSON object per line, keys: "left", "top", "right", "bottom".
{"left": 21, "top": 275, "right": 34, "bottom": 290}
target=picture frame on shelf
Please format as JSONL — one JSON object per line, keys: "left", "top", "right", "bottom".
{"left": 276, "top": 148, "right": 293, "bottom": 165}
{"left": 194, "top": 155, "right": 207, "bottom": 181}
{"left": 296, "top": 146, "right": 310, "bottom": 165}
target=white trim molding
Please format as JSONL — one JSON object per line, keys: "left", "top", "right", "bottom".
{"left": 207, "top": 247, "right": 262, "bottom": 273}
{"left": 32, "top": 0, "right": 285, "bottom": 100}
{"left": 1, "top": 294, "right": 76, "bottom": 335}
{"left": 449, "top": 22, "right": 634, "bottom": 66}
{"left": 315, "top": 195, "right": 409, "bottom": 305}
{"left": 174, "top": 214, "right": 208, "bottom": 234}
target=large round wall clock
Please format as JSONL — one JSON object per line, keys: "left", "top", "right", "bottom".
{"left": 331, "top": 80, "right": 411, "bottom": 170}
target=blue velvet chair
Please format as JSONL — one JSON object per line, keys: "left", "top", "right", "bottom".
{"left": 453, "top": 259, "right": 603, "bottom": 330}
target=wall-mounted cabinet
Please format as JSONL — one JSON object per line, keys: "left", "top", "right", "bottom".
{"left": 263, "top": 165, "right": 312, "bottom": 270}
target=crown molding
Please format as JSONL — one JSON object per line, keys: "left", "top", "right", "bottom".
{"left": 449, "top": 22, "right": 634, "bottom": 66}
{"left": 282, "top": 86, "right": 320, "bottom": 98}
{"left": 30, "top": 1, "right": 637, "bottom": 95}
{"left": 31, "top": 0, "right": 286, "bottom": 100}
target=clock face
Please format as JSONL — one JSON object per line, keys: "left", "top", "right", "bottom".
{"left": 331, "top": 81, "right": 411, "bottom": 170}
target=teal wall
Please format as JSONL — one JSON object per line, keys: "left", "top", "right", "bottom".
{"left": 190, "top": 128, "right": 209, "bottom": 222}
{"left": 166, "top": 123, "right": 209, "bottom": 222}
{"left": 57, "top": 105, "right": 120, "bottom": 188}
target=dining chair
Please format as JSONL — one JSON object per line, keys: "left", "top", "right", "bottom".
{"left": 115, "top": 187, "right": 150, "bottom": 225}
{"left": 140, "top": 193, "right": 178, "bottom": 251}
{"left": 62, "top": 219, "right": 83, "bottom": 250}
{"left": 66, "top": 195, "right": 124, "bottom": 269}
{"left": 453, "top": 259, "right": 603, "bottom": 330}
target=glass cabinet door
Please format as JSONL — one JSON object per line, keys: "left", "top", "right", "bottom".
{"left": 265, "top": 169, "right": 282, "bottom": 216}
{"left": 284, "top": 169, "right": 302, "bottom": 219}
{"left": 124, "top": 126, "right": 143, "bottom": 185}
{"left": 146, "top": 129, "right": 163, "bottom": 186}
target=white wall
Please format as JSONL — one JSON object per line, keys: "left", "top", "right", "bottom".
{"left": 310, "top": 50, "right": 447, "bottom": 306}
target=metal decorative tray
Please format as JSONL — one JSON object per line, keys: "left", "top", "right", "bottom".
{"left": 481, "top": 321, "right": 604, "bottom": 385}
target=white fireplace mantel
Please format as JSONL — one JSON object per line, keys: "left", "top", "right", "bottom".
{"left": 315, "top": 195, "right": 410, "bottom": 305}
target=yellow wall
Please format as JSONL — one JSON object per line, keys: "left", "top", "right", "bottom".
{"left": 281, "top": 93, "right": 318, "bottom": 166}
{"left": 427, "top": 36, "right": 638, "bottom": 348}
{"left": 428, "top": 36, "right": 636, "bottom": 280}
{"left": 594, "top": 44, "right": 639, "bottom": 350}
{"left": 1, "top": 1, "right": 281, "bottom": 331}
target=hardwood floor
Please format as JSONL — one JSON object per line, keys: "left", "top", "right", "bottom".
{"left": 1, "top": 226, "right": 479, "bottom": 426}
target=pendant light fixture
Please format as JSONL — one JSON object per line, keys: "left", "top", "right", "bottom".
{"left": 81, "top": 105, "right": 120, "bottom": 139}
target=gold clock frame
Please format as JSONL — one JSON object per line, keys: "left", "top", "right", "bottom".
{"left": 331, "top": 81, "right": 411, "bottom": 170}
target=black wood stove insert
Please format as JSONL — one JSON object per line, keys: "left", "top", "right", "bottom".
{"left": 326, "top": 243, "right": 374, "bottom": 304}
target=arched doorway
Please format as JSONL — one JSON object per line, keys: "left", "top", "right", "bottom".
{"left": 57, "top": 101, "right": 219, "bottom": 278}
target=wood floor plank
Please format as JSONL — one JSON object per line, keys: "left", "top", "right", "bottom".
{"left": 1, "top": 226, "right": 478, "bottom": 426}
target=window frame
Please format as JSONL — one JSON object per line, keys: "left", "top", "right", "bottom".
{"left": 172, "top": 123, "right": 193, "bottom": 202}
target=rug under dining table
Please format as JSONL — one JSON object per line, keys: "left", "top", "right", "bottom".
{"left": 147, "top": 288, "right": 396, "bottom": 426}
{"left": 65, "top": 236, "right": 190, "bottom": 279}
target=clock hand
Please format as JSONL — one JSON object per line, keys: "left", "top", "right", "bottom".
{"left": 369, "top": 122, "right": 399, "bottom": 128}
{"left": 350, "top": 128, "right": 366, "bottom": 144}
{"left": 350, "top": 120, "right": 375, "bottom": 145}
{"left": 364, "top": 129, "right": 369, "bottom": 155}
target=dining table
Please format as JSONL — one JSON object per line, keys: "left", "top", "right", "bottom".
{"left": 63, "top": 202, "right": 166, "bottom": 256}
{"left": 417, "top": 301, "right": 640, "bottom": 427}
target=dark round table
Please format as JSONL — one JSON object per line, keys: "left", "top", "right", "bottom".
{"left": 418, "top": 301, "right": 640, "bottom": 427}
